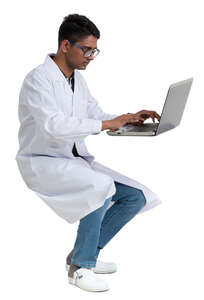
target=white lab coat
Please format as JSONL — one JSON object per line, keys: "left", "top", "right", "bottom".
{"left": 15, "top": 53, "right": 161, "bottom": 224}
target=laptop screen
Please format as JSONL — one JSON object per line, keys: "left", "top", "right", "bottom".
{"left": 156, "top": 78, "right": 193, "bottom": 135}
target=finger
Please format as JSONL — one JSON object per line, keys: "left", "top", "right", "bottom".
{"left": 147, "top": 111, "right": 159, "bottom": 120}
{"left": 154, "top": 114, "right": 160, "bottom": 121}
{"left": 150, "top": 113, "right": 157, "bottom": 122}
{"left": 136, "top": 120, "right": 144, "bottom": 124}
{"left": 153, "top": 111, "right": 161, "bottom": 121}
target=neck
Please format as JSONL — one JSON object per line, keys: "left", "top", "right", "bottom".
{"left": 52, "top": 53, "right": 74, "bottom": 78}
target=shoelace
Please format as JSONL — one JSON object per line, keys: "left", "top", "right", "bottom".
{"left": 75, "top": 269, "right": 94, "bottom": 280}
{"left": 76, "top": 272, "right": 83, "bottom": 279}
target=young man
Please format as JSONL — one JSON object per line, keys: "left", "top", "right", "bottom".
{"left": 16, "top": 14, "right": 161, "bottom": 292}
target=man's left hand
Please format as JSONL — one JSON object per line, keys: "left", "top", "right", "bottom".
{"left": 126, "top": 110, "right": 161, "bottom": 125}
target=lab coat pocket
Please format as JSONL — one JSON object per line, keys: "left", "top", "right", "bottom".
{"left": 30, "top": 155, "right": 72, "bottom": 196}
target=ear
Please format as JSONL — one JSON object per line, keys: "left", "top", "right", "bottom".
{"left": 61, "top": 40, "right": 71, "bottom": 54}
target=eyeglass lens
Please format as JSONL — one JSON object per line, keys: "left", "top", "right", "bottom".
{"left": 84, "top": 49, "right": 99, "bottom": 58}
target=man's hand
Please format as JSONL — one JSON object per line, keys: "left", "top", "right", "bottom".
{"left": 102, "top": 110, "right": 161, "bottom": 131}
{"left": 102, "top": 113, "right": 145, "bottom": 131}
{"left": 127, "top": 110, "right": 161, "bottom": 126}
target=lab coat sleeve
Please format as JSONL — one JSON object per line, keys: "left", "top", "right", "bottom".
{"left": 21, "top": 70, "right": 102, "bottom": 142}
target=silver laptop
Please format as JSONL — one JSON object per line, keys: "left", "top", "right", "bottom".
{"left": 107, "top": 77, "right": 193, "bottom": 136}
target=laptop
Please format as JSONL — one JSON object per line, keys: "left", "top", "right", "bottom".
{"left": 107, "top": 77, "right": 193, "bottom": 136}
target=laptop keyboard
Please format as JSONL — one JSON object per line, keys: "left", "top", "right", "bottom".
{"left": 118, "top": 123, "right": 159, "bottom": 133}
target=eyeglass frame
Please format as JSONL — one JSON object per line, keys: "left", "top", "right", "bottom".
{"left": 68, "top": 39, "right": 100, "bottom": 58}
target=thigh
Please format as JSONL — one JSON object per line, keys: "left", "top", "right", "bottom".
{"left": 112, "top": 181, "right": 146, "bottom": 206}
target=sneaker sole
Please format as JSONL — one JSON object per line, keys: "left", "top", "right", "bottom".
{"left": 68, "top": 276, "right": 109, "bottom": 292}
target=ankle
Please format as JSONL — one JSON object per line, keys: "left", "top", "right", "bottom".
{"left": 68, "top": 263, "right": 81, "bottom": 278}
{"left": 66, "top": 249, "right": 74, "bottom": 265}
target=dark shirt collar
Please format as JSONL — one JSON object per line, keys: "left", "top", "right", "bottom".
{"left": 49, "top": 54, "right": 74, "bottom": 80}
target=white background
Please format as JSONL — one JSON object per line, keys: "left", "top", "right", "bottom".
{"left": 1, "top": 0, "right": 204, "bottom": 298}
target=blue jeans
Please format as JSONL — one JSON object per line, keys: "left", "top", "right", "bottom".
{"left": 71, "top": 181, "right": 146, "bottom": 268}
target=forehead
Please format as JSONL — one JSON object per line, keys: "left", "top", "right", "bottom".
{"left": 78, "top": 35, "right": 98, "bottom": 49}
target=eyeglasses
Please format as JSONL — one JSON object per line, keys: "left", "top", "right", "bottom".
{"left": 68, "top": 39, "right": 100, "bottom": 58}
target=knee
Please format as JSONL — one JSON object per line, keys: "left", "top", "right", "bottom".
{"left": 137, "top": 190, "right": 146, "bottom": 208}
{"left": 127, "top": 188, "right": 146, "bottom": 208}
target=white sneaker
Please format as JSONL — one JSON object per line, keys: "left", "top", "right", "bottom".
{"left": 68, "top": 267, "right": 109, "bottom": 292}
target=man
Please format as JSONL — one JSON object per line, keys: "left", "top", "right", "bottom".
{"left": 15, "top": 14, "right": 161, "bottom": 292}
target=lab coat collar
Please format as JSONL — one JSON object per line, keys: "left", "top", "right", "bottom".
{"left": 43, "top": 53, "right": 76, "bottom": 82}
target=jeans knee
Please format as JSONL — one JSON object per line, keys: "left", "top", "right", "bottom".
{"left": 123, "top": 188, "right": 146, "bottom": 209}
{"left": 137, "top": 190, "right": 146, "bottom": 208}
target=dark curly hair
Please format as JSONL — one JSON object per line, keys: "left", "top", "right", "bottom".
{"left": 58, "top": 14, "right": 100, "bottom": 50}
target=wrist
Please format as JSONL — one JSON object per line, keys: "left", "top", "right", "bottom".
{"left": 102, "top": 120, "right": 111, "bottom": 131}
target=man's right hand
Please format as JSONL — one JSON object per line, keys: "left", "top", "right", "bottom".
{"left": 102, "top": 113, "right": 145, "bottom": 131}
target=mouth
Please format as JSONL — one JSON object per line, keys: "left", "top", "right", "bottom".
{"left": 83, "top": 61, "right": 89, "bottom": 66}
